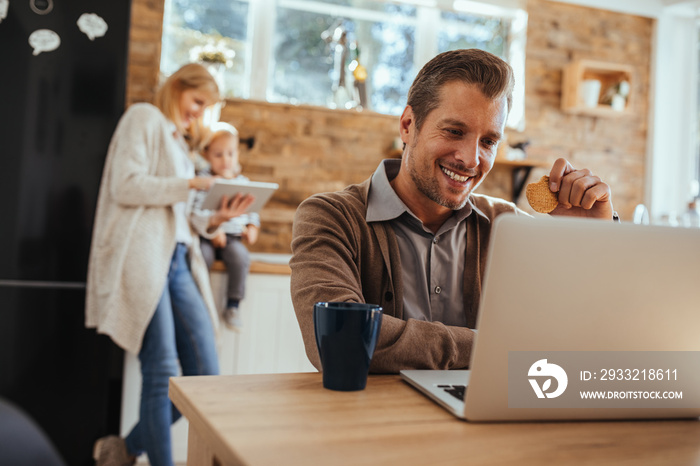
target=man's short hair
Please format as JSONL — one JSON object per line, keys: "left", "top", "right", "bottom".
{"left": 407, "top": 49, "right": 515, "bottom": 131}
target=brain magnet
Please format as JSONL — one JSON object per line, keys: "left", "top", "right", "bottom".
{"left": 0, "top": 0, "right": 8, "bottom": 23}
{"left": 29, "top": 29, "right": 61, "bottom": 55}
{"left": 77, "top": 13, "right": 108, "bottom": 41}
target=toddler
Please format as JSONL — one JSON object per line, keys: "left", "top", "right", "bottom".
{"left": 192, "top": 122, "right": 260, "bottom": 330}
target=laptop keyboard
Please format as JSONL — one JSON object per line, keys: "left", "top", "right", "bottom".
{"left": 437, "top": 384, "right": 467, "bottom": 401}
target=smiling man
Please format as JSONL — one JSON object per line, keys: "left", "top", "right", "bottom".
{"left": 290, "top": 49, "right": 614, "bottom": 374}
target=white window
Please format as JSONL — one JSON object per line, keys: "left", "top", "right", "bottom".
{"left": 161, "top": 0, "right": 527, "bottom": 128}
{"left": 161, "top": 0, "right": 251, "bottom": 98}
{"left": 269, "top": 0, "right": 418, "bottom": 115}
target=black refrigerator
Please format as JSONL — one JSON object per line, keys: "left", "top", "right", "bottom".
{"left": 0, "top": 1, "right": 131, "bottom": 464}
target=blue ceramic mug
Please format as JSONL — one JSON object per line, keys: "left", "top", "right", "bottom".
{"left": 313, "top": 302, "right": 383, "bottom": 391}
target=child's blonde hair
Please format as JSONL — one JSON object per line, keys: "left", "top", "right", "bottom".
{"left": 203, "top": 122, "right": 239, "bottom": 148}
{"left": 202, "top": 122, "right": 241, "bottom": 174}
{"left": 154, "top": 63, "right": 220, "bottom": 150}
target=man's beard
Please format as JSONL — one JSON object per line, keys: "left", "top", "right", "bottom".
{"left": 406, "top": 145, "right": 476, "bottom": 210}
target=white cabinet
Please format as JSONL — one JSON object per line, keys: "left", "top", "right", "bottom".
{"left": 212, "top": 270, "right": 316, "bottom": 376}
{"left": 120, "top": 257, "right": 315, "bottom": 463}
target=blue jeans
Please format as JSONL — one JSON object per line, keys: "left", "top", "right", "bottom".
{"left": 124, "top": 243, "right": 219, "bottom": 466}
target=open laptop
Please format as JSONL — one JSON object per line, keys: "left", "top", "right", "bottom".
{"left": 401, "top": 214, "right": 700, "bottom": 421}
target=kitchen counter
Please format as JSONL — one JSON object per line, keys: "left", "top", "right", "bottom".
{"left": 211, "top": 253, "right": 292, "bottom": 275}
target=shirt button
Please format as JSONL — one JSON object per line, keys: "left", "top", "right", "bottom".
{"left": 433, "top": 237, "right": 439, "bottom": 244}
{"left": 435, "top": 286, "right": 442, "bottom": 294}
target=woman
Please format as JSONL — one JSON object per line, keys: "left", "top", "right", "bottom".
{"left": 86, "top": 63, "right": 252, "bottom": 466}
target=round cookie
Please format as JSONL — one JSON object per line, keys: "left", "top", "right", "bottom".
{"left": 526, "top": 175, "right": 558, "bottom": 213}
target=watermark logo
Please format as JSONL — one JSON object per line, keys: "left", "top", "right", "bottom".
{"left": 528, "top": 359, "right": 568, "bottom": 399}
{"left": 510, "top": 351, "right": 699, "bottom": 408}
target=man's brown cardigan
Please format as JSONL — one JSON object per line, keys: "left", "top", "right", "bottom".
{"left": 290, "top": 175, "right": 524, "bottom": 374}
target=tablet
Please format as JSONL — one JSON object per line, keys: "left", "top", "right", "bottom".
{"left": 200, "top": 179, "right": 279, "bottom": 213}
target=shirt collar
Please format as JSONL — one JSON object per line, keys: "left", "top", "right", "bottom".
{"left": 366, "top": 159, "right": 408, "bottom": 222}
{"left": 470, "top": 202, "right": 490, "bottom": 223}
{"left": 366, "top": 159, "right": 490, "bottom": 224}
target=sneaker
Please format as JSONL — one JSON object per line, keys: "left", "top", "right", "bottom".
{"left": 93, "top": 435, "right": 135, "bottom": 466}
{"left": 222, "top": 306, "right": 243, "bottom": 331}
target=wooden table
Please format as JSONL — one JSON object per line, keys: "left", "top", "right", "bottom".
{"left": 169, "top": 373, "right": 700, "bottom": 466}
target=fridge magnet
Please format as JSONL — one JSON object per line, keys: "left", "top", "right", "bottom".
{"left": 29, "top": 0, "right": 52, "bottom": 15}
{"left": 77, "top": 13, "right": 107, "bottom": 41}
{"left": 0, "top": 0, "right": 9, "bottom": 23}
{"left": 28, "top": 28, "right": 60, "bottom": 55}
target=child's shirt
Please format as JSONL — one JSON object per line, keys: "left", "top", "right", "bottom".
{"left": 190, "top": 168, "right": 261, "bottom": 239}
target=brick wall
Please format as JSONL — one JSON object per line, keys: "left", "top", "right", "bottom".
{"left": 125, "top": 0, "right": 164, "bottom": 106}
{"left": 126, "top": 0, "right": 652, "bottom": 254}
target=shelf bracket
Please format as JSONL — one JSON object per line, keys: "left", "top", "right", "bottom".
{"left": 511, "top": 166, "right": 534, "bottom": 204}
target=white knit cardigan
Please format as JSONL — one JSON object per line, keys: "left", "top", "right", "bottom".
{"left": 85, "top": 103, "right": 219, "bottom": 354}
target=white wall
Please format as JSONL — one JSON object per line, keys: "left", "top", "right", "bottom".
{"left": 648, "top": 12, "right": 698, "bottom": 222}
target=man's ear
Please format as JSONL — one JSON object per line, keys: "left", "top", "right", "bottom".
{"left": 399, "top": 105, "right": 414, "bottom": 146}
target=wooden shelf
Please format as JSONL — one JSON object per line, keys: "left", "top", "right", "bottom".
{"left": 493, "top": 159, "right": 549, "bottom": 204}
{"left": 562, "top": 59, "right": 634, "bottom": 117}
{"left": 494, "top": 159, "right": 548, "bottom": 169}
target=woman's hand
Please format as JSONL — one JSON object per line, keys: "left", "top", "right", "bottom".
{"left": 189, "top": 176, "right": 216, "bottom": 191}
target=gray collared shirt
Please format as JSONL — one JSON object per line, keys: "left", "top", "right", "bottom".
{"left": 366, "top": 159, "right": 479, "bottom": 326}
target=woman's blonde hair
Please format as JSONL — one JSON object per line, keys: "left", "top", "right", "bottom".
{"left": 154, "top": 63, "right": 220, "bottom": 150}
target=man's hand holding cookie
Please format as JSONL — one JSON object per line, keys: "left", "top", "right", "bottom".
{"left": 528, "top": 158, "right": 614, "bottom": 220}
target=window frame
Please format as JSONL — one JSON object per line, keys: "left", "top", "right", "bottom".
{"left": 162, "top": 0, "right": 527, "bottom": 128}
